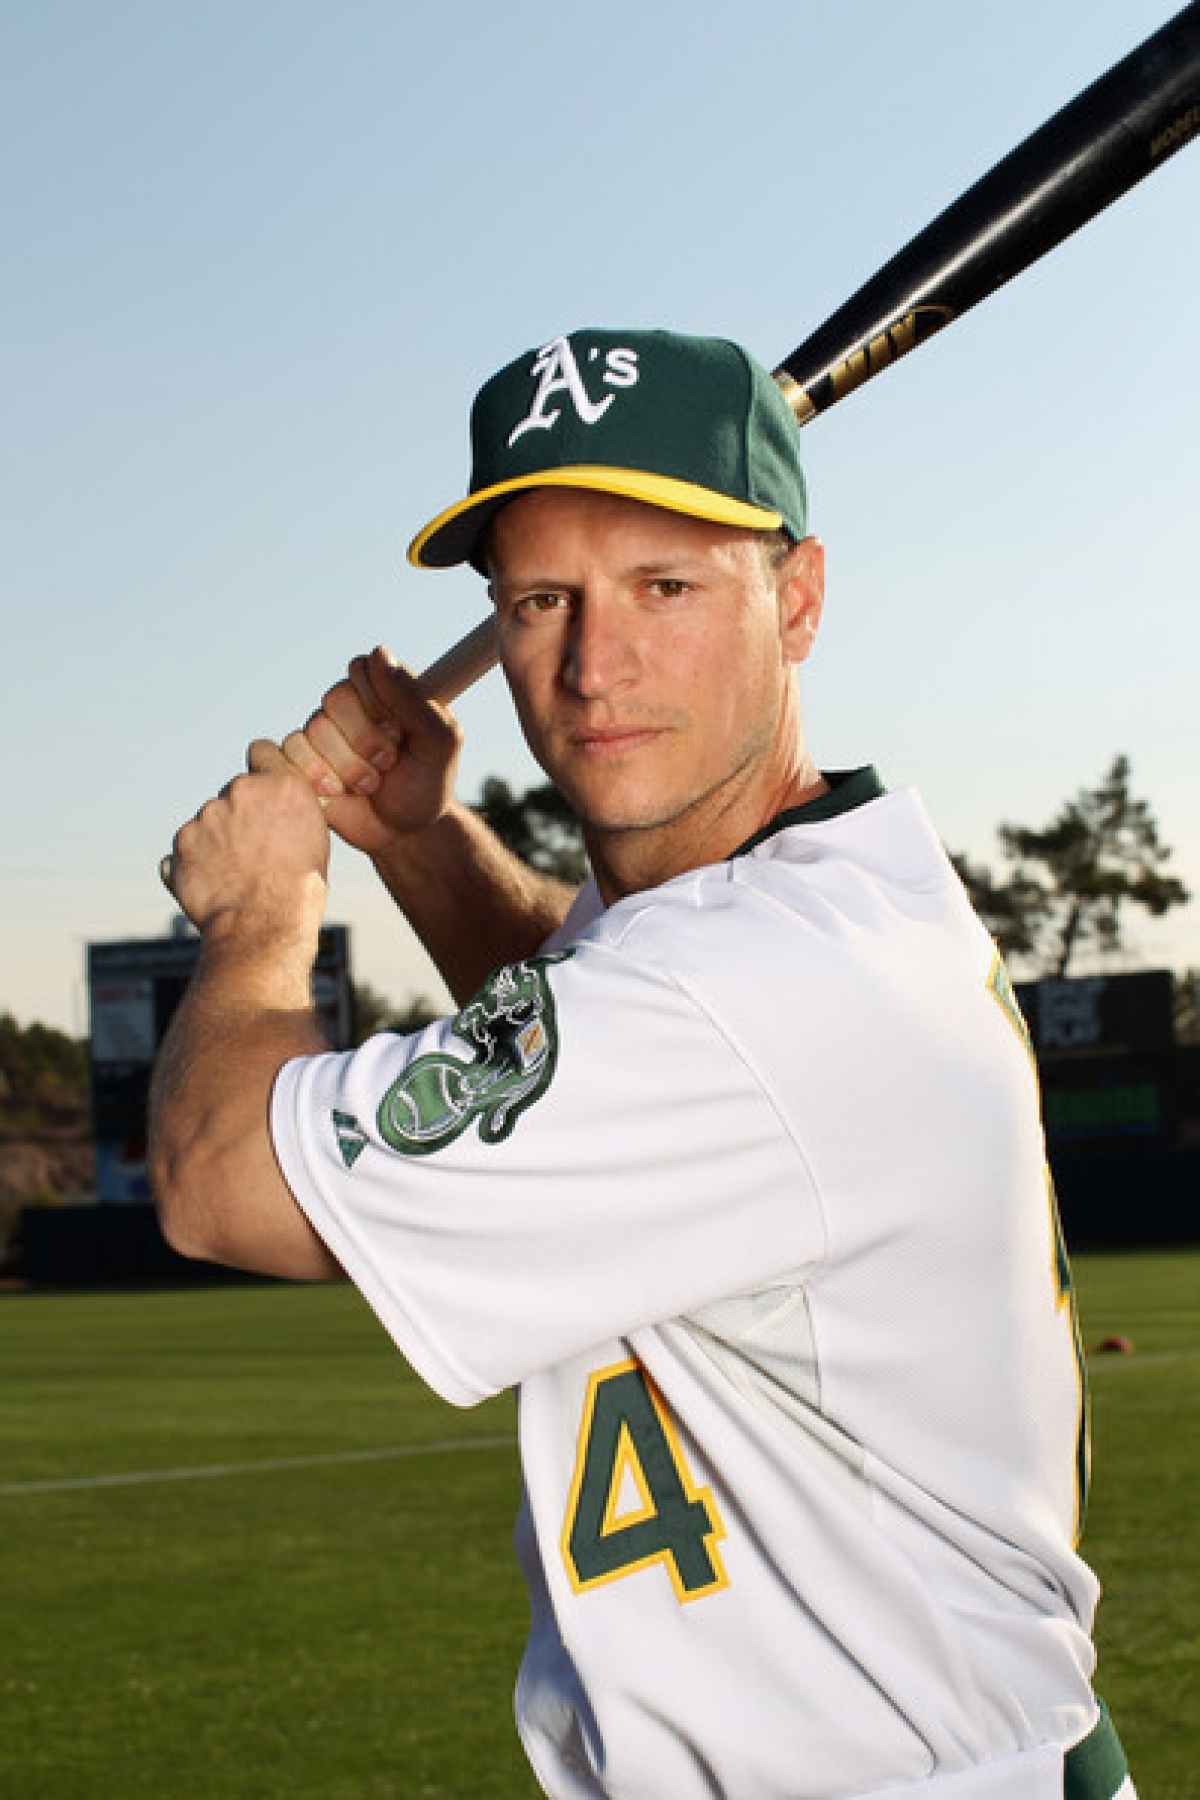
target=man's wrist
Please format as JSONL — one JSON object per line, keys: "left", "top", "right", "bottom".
{"left": 195, "top": 904, "right": 324, "bottom": 1012}
{"left": 369, "top": 803, "right": 466, "bottom": 885}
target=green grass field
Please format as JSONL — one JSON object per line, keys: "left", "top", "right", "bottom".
{"left": 1, "top": 1251, "right": 1196, "bottom": 1797}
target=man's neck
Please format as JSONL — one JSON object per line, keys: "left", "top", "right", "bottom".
{"left": 586, "top": 757, "right": 829, "bottom": 906}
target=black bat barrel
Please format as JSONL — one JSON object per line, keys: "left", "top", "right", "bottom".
{"left": 776, "top": 1, "right": 1200, "bottom": 421}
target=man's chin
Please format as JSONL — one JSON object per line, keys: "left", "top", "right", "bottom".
{"left": 573, "top": 795, "right": 687, "bottom": 841}
{"left": 542, "top": 754, "right": 699, "bottom": 841}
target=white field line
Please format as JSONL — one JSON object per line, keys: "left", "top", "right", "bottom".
{"left": 1084, "top": 1347, "right": 1200, "bottom": 1372}
{"left": 0, "top": 1434, "right": 517, "bottom": 1498}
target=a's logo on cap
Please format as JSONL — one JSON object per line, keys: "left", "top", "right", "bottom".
{"left": 507, "top": 335, "right": 640, "bottom": 447}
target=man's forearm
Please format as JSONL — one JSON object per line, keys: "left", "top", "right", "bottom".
{"left": 148, "top": 928, "right": 341, "bottom": 1280}
{"left": 373, "top": 801, "right": 578, "bottom": 1003}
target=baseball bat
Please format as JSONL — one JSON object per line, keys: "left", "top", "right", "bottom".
{"left": 418, "top": 2, "right": 1200, "bottom": 707}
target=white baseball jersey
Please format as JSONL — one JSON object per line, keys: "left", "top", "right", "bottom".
{"left": 271, "top": 770, "right": 1127, "bottom": 1800}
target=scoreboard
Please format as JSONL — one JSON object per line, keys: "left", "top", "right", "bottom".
{"left": 87, "top": 924, "right": 353, "bottom": 1200}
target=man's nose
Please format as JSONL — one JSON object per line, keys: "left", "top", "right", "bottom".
{"left": 561, "top": 595, "right": 638, "bottom": 697}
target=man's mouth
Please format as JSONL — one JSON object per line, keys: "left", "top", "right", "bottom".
{"left": 570, "top": 725, "right": 663, "bottom": 758}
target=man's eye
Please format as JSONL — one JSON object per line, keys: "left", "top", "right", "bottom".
{"left": 515, "top": 592, "right": 568, "bottom": 619}
{"left": 648, "top": 579, "right": 690, "bottom": 599}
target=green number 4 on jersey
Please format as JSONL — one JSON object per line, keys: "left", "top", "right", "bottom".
{"left": 562, "top": 1360, "right": 728, "bottom": 1604}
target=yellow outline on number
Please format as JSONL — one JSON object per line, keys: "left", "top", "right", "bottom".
{"left": 561, "top": 1357, "right": 729, "bottom": 1605}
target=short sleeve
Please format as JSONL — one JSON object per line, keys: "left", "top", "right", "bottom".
{"left": 270, "top": 942, "right": 824, "bottom": 1405}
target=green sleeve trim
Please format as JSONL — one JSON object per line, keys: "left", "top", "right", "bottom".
{"left": 1064, "top": 1701, "right": 1130, "bottom": 1800}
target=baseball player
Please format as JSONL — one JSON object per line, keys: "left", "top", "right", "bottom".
{"left": 150, "top": 328, "right": 1135, "bottom": 1798}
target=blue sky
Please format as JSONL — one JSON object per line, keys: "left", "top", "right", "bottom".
{"left": 3, "top": 0, "right": 1197, "bottom": 1032}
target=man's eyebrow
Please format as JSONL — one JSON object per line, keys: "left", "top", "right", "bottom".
{"left": 627, "top": 559, "right": 705, "bottom": 577}
{"left": 488, "top": 575, "right": 573, "bottom": 601}
{"left": 489, "top": 556, "right": 710, "bottom": 600}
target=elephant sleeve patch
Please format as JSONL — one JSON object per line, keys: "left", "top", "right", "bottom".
{"left": 374, "top": 952, "right": 573, "bottom": 1158}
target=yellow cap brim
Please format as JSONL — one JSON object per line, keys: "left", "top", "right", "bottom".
{"left": 407, "top": 465, "right": 784, "bottom": 569}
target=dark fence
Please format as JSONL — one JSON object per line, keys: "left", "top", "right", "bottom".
{"left": 19, "top": 1202, "right": 266, "bottom": 1288}
{"left": 1052, "top": 1146, "right": 1200, "bottom": 1250}
{"left": 18, "top": 1146, "right": 1199, "bottom": 1288}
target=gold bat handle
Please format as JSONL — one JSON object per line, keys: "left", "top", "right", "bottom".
{"left": 415, "top": 615, "right": 499, "bottom": 703}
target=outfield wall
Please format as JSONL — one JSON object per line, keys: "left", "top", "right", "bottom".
{"left": 19, "top": 1202, "right": 266, "bottom": 1287}
{"left": 1052, "top": 1146, "right": 1200, "bottom": 1250}
{"left": 19, "top": 1148, "right": 1200, "bottom": 1287}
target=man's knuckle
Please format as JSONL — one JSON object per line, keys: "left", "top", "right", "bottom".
{"left": 322, "top": 678, "right": 353, "bottom": 713}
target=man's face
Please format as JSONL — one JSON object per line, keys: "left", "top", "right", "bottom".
{"left": 486, "top": 488, "right": 823, "bottom": 887}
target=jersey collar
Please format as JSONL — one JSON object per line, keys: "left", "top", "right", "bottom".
{"left": 732, "top": 766, "right": 885, "bottom": 859}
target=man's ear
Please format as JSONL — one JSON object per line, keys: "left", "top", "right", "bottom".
{"left": 778, "top": 537, "right": 825, "bottom": 665}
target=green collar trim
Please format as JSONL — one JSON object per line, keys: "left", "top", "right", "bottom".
{"left": 733, "top": 766, "right": 885, "bottom": 858}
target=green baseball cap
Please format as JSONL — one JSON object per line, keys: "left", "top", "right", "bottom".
{"left": 407, "top": 327, "right": 808, "bottom": 570}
